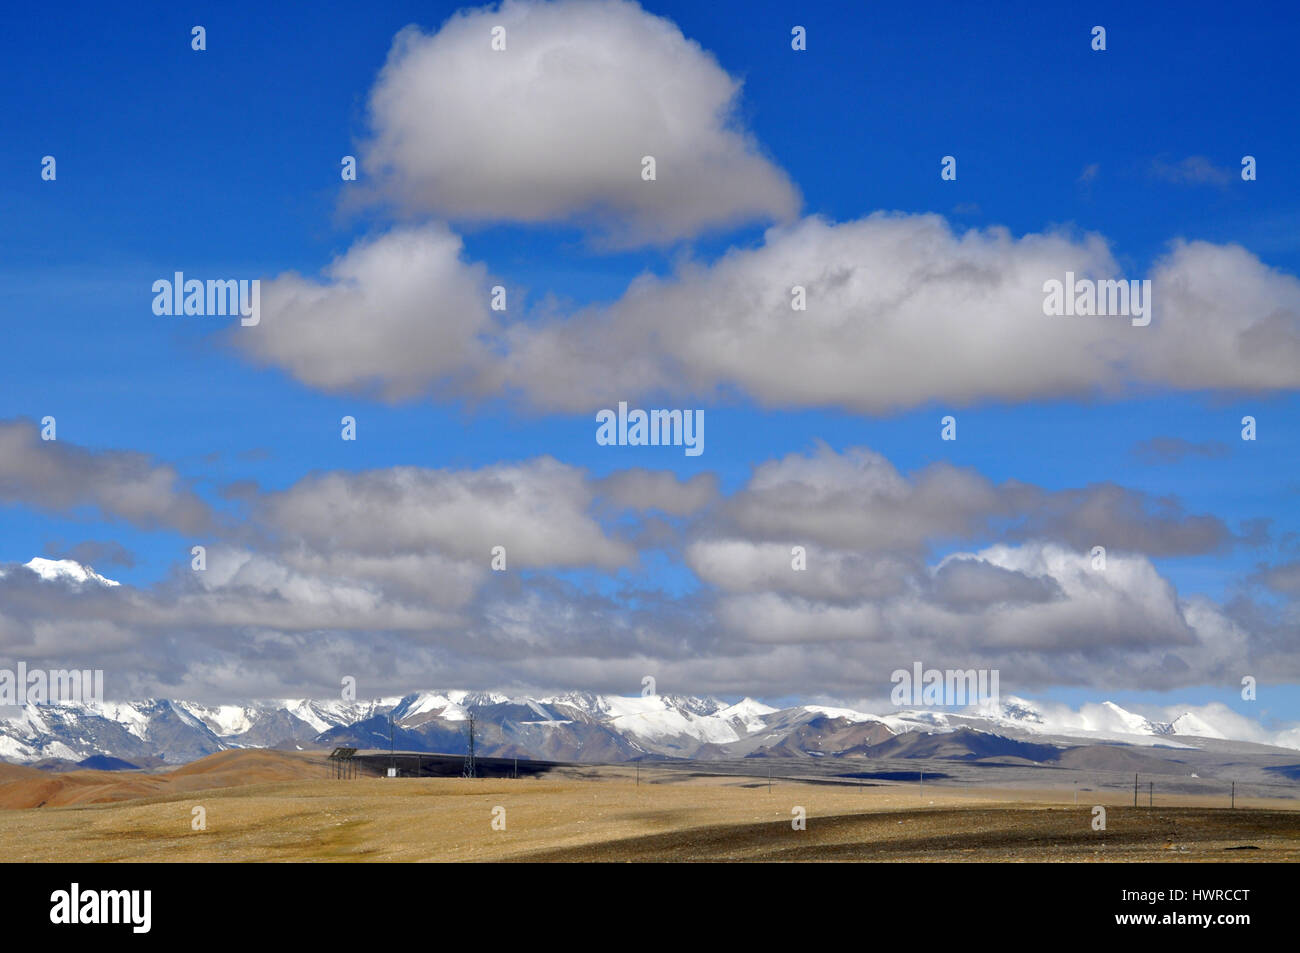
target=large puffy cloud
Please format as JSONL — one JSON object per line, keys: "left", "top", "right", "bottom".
{"left": 703, "top": 542, "right": 1252, "bottom": 695}
{"left": 0, "top": 419, "right": 212, "bottom": 533}
{"left": 717, "top": 444, "right": 999, "bottom": 553}
{"left": 1138, "top": 240, "right": 1300, "bottom": 390}
{"left": 257, "top": 457, "right": 634, "bottom": 569}
{"left": 230, "top": 225, "right": 494, "bottom": 400}
{"left": 677, "top": 443, "right": 1268, "bottom": 693}
{"left": 702, "top": 442, "right": 1240, "bottom": 557}
{"left": 361, "top": 0, "right": 798, "bottom": 243}
{"left": 934, "top": 544, "right": 1197, "bottom": 654}
{"left": 503, "top": 215, "right": 1300, "bottom": 412}
{"left": 696, "top": 488, "right": 1204, "bottom": 655}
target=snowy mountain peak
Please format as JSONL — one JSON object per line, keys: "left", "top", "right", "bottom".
{"left": 1170, "top": 711, "right": 1228, "bottom": 739}
{"left": 21, "top": 557, "right": 120, "bottom": 588}
{"left": 993, "top": 696, "right": 1046, "bottom": 725}
{"left": 721, "top": 697, "right": 778, "bottom": 717}
{"left": 391, "top": 691, "right": 468, "bottom": 722}
{"left": 1098, "top": 700, "right": 1160, "bottom": 735}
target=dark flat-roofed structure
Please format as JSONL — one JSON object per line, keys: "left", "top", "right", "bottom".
{"left": 347, "top": 750, "right": 563, "bottom": 779}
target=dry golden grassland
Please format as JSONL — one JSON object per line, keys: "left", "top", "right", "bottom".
{"left": 0, "top": 751, "right": 1296, "bottom": 862}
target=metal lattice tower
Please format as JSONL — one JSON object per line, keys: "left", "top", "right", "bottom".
{"left": 462, "top": 712, "right": 477, "bottom": 778}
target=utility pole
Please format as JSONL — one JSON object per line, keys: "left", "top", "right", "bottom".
{"left": 1149, "top": 781, "right": 1153, "bottom": 807}
{"left": 1134, "top": 773, "right": 1138, "bottom": 807}
{"left": 1231, "top": 781, "right": 1235, "bottom": 810}
{"left": 389, "top": 715, "right": 395, "bottom": 778}
{"left": 463, "top": 713, "right": 477, "bottom": 779}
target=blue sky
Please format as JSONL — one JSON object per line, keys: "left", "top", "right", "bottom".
{"left": 1, "top": 0, "right": 1298, "bottom": 729}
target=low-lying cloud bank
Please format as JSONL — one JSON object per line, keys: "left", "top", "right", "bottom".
{"left": 0, "top": 429, "right": 1291, "bottom": 704}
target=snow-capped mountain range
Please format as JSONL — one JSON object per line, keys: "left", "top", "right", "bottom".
{"left": 5, "top": 556, "right": 1294, "bottom": 764}
{"left": 1, "top": 689, "right": 1294, "bottom": 767}
{"left": 2, "top": 559, "right": 1295, "bottom": 765}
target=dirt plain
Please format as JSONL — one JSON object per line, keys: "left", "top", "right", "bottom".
{"left": 0, "top": 750, "right": 1297, "bottom": 862}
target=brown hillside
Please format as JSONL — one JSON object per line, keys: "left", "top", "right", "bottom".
{"left": 0, "top": 749, "right": 330, "bottom": 810}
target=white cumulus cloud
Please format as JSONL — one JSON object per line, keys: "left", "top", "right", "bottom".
{"left": 361, "top": 0, "right": 799, "bottom": 244}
